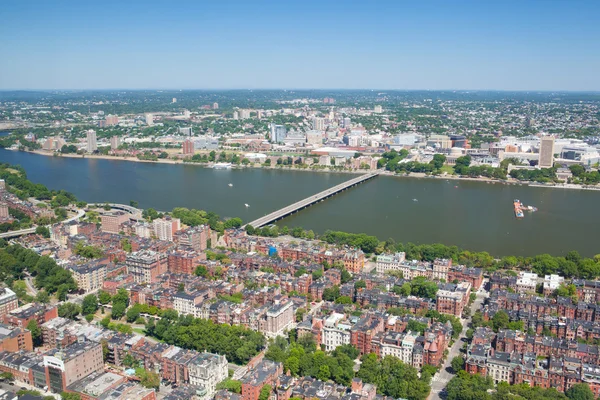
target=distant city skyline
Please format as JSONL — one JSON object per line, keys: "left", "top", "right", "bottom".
{"left": 1, "top": 0, "right": 599, "bottom": 91}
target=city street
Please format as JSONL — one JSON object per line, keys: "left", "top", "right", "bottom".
{"left": 428, "top": 280, "right": 488, "bottom": 400}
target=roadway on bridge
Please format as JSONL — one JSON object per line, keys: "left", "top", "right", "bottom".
{"left": 246, "top": 170, "right": 380, "bottom": 228}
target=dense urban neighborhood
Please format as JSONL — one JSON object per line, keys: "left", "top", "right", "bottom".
{"left": 0, "top": 160, "right": 598, "bottom": 400}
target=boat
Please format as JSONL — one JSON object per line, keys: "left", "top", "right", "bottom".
{"left": 228, "top": 183, "right": 233, "bottom": 187}
{"left": 412, "top": 198, "right": 418, "bottom": 202}
{"left": 514, "top": 199, "right": 524, "bottom": 218}
{"left": 213, "top": 163, "right": 232, "bottom": 169}
{"left": 244, "top": 204, "right": 250, "bottom": 208}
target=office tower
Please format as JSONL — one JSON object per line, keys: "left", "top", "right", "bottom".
{"left": 539, "top": 136, "right": 555, "bottom": 168}
{"left": 110, "top": 136, "right": 121, "bottom": 150}
{"left": 343, "top": 117, "right": 352, "bottom": 128}
{"left": 374, "top": 105, "right": 383, "bottom": 113}
{"left": 0, "top": 204, "right": 8, "bottom": 219}
{"left": 172, "top": 97, "right": 177, "bottom": 103}
{"left": 233, "top": 111, "right": 239, "bottom": 120}
{"left": 86, "top": 130, "right": 97, "bottom": 153}
{"left": 239, "top": 109, "right": 250, "bottom": 119}
{"left": 270, "top": 124, "right": 287, "bottom": 143}
{"left": 145, "top": 113, "right": 153, "bottom": 125}
{"left": 213, "top": 102, "right": 219, "bottom": 109}
{"left": 183, "top": 109, "right": 191, "bottom": 119}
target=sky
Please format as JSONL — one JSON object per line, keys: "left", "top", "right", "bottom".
{"left": 0, "top": 0, "right": 599, "bottom": 91}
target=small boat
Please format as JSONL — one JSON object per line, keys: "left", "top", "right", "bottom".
{"left": 454, "top": 186, "right": 458, "bottom": 188}
{"left": 228, "top": 183, "right": 233, "bottom": 187}
{"left": 412, "top": 198, "right": 418, "bottom": 202}
{"left": 213, "top": 162, "right": 232, "bottom": 169}
{"left": 244, "top": 204, "right": 250, "bottom": 208}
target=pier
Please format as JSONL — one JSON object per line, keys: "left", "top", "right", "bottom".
{"left": 245, "top": 170, "right": 381, "bottom": 228}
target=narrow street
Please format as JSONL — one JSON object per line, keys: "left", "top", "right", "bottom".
{"left": 428, "top": 281, "right": 488, "bottom": 400}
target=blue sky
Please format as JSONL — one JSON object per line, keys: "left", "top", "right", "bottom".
{"left": 0, "top": 0, "right": 599, "bottom": 90}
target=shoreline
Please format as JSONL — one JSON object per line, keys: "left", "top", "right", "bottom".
{"left": 8, "top": 148, "right": 600, "bottom": 192}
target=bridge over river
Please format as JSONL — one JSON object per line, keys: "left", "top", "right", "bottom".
{"left": 245, "top": 170, "right": 381, "bottom": 229}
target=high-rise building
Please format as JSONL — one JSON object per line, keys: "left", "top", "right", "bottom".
{"left": 343, "top": 117, "right": 352, "bottom": 128}
{"left": 153, "top": 216, "right": 181, "bottom": 241}
{"left": 0, "top": 179, "right": 5, "bottom": 190}
{"left": 374, "top": 105, "right": 383, "bottom": 113}
{"left": 110, "top": 136, "right": 121, "bottom": 150}
{"left": 213, "top": 102, "right": 219, "bottom": 110}
{"left": 86, "top": 130, "right": 97, "bottom": 153}
{"left": 105, "top": 115, "right": 119, "bottom": 126}
{"left": 0, "top": 204, "right": 6, "bottom": 220}
{"left": 145, "top": 113, "right": 153, "bottom": 126}
{"left": 239, "top": 109, "right": 250, "bottom": 119}
{"left": 182, "top": 139, "right": 195, "bottom": 155}
{"left": 539, "top": 136, "right": 555, "bottom": 168}
{"left": 172, "top": 97, "right": 177, "bottom": 103}
{"left": 183, "top": 109, "right": 191, "bottom": 119}
{"left": 233, "top": 111, "right": 239, "bottom": 120}
{"left": 313, "top": 117, "right": 325, "bottom": 131}
{"left": 256, "top": 110, "right": 263, "bottom": 119}
{"left": 178, "top": 127, "right": 192, "bottom": 136}
{"left": 270, "top": 124, "right": 287, "bottom": 143}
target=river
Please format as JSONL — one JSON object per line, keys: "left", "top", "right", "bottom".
{"left": 0, "top": 148, "right": 598, "bottom": 257}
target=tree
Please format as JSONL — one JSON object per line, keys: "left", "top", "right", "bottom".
{"left": 82, "top": 294, "right": 98, "bottom": 315}
{"left": 35, "top": 290, "right": 50, "bottom": 304}
{"left": 126, "top": 306, "right": 141, "bottom": 323}
{"left": 492, "top": 310, "right": 509, "bottom": 332}
{"left": 111, "top": 302, "right": 126, "bottom": 320}
{"left": 27, "top": 319, "right": 42, "bottom": 347}
{"left": 61, "top": 392, "right": 82, "bottom": 400}
{"left": 35, "top": 226, "right": 50, "bottom": 238}
{"left": 136, "top": 368, "right": 160, "bottom": 389}
{"left": 98, "top": 290, "right": 112, "bottom": 305}
{"left": 354, "top": 280, "right": 366, "bottom": 289}
{"left": 566, "top": 383, "right": 594, "bottom": 400}
{"left": 451, "top": 356, "right": 465, "bottom": 373}
{"left": 216, "top": 378, "right": 242, "bottom": 394}
{"left": 58, "top": 303, "right": 81, "bottom": 320}
{"left": 259, "top": 384, "right": 272, "bottom": 400}
{"left": 195, "top": 265, "right": 209, "bottom": 277}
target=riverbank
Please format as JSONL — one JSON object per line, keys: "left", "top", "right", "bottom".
{"left": 11, "top": 148, "right": 600, "bottom": 191}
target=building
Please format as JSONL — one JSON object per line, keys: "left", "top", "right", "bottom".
{"left": 322, "top": 313, "right": 351, "bottom": 351}
{"left": 100, "top": 212, "right": 130, "bottom": 234}
{"left": 0, "top": 204, "right": 7, "bottom": 219}
{"left": 516, "top": 272, "right": 538, "bottom": 294}
{"left": 539, "top": 136, "right": 555, "bottom": 168}
{"left": 69, "top": 262, "right": 107, "bottom": 293}
{"left": 145, "top": 113, "right": 154, "bottom": 126}
{"left": 263, "top": 298, "right": 294, "bottom": 337}
{"left": 0, "top": 288, "right": 18, "bottom": 319}
{"left": 213, "top": 102, "right": 219, "bottom": 110}
{"left": 168, "top": 251, "right": 206, "bottom": 275}
{"left": 241, "top": 360, "right": 282, "bottom": 400}
{"left": 0, "top": 179, "right": 5, "bottom": 190}
{"left": 105, "top": 115, "right": 119, "bottom": 126}
{"left": 375, "top": 252, "right": 406, "bottom": 274}
{"left": 4, "top": 303, "right": 58, "bottom": 329}
{"left": 174, "top": 226, "right": 209, "bottom": 251}
{"left": 110, "top": 136, "right": 121, "bottom": 150}
{"left": 43, "top": 340, "right": 104, "bottom": 393}
{"left": 182, "top": 139, "right": 195, "bottom": 155}
{"left": 179, "top": 127, "right": 192, "bottom": 136}
{"left": 270, "top": 125, "right": 287, "bottom": 143}
{"left": 436, "top": 290, "right": 465, "bottom": 316}
{"left": 187, "top": 352, "right": 228, "bottom": 398}
{"left": 125, "top": 250, "right": 168, "bottom": 284}
{"left": 0, "top": 324, "right": 33, "bottom": 352}
{"left": 312, "top": 117, "right": 325, "bottom": 131}
{"left": 373, "top": 105, "right": 383, "bottom": 114}
{"left": 153, "top": 216, "right": 181, "bottom": 241}
{"left": 86, "top": 130, "right": 97, "bottom": 153}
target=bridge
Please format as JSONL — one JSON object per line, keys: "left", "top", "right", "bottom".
{"left": 245, "top": 170, "right": 381, "bottom": 229}
{"left": 0, "top": 208, "right": 86, "bottom": 239}
{"left": 89, "top": 203, "right": 143, "bottom": 218}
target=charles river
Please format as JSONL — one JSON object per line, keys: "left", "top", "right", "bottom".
{"left": 1, "top": 148, "right": 599, "bottom": 257}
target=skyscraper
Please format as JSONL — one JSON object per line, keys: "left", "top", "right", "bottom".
{"left": 182, "top": 139, "right": 195, "bottom": 155}
{"left": 213, "top": 102, "right": 219, "bottom": 110}
{"left": 86, "top": 130, "right": 97, "bottom": 153}
{"left": 539, "top": 136, "right": 555, "bottom": 168}
{"left": 270, "top": 124, "right": 287, "bottom": 143}
{"left": 145, "top": 113, "right": 154, "bottom": 126}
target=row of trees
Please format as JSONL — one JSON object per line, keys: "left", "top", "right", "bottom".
{"left": 446, "top": 370, "right": 594, "bottom": 400}
{"left": 569, "top": 164, "right": 600, "bottom": 185}
{"left": 145, "top": 310, "right": 265, "bottom": 364}
{"left": 265, "top": 335, "right": 357, "bottom": 386}
{"left": 0, "top": 244, "right": 77, "bottom": 297}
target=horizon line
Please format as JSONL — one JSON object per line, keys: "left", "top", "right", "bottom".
{"left": 1, "top": 88, "right": 600, "bottom": 94}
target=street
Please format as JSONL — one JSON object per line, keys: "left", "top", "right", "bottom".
{"left": 428, "top": 280, "right": 488, "bottom": 400}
